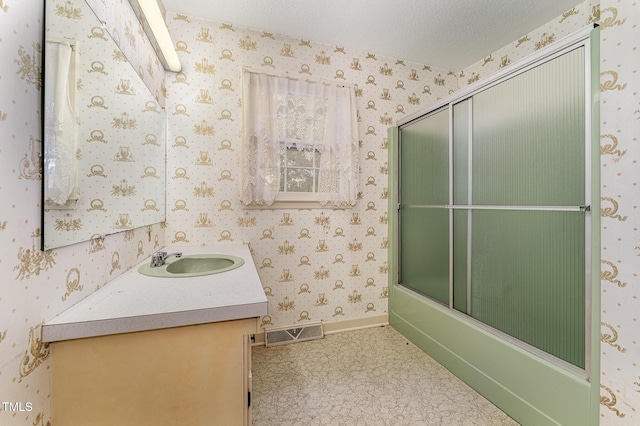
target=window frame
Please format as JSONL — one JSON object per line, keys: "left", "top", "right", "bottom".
{"left": 241, "top": 69, "right": 358, "bottom": 209}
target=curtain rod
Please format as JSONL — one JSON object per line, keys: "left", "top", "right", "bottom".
{"left": 243, "top": 67, "right": 352, "bottom": 89}
{"left": 47, "top": 37, "right": 77, "bottom": 51}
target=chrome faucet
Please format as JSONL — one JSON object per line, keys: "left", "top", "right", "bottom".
{"left": 150, "top": 251, "right": 182, "bottom": 267}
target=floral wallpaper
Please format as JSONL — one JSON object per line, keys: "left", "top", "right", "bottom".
{"left": 85, "top": 0, "right": 166, "bottom": 105}
{"left": 163, "top": 13, "right": 457, "bottom": 330}
{"left": 459, "top": 0, "right": 600, "bottom": 85}
{"left": 1, "top": 0, "right": 639, "bottom": 424}
{"left": 595, "top": 1, "right": 640, "bottom": 422}
{"left": 0, "top": 0, "right": 164, "bottom": 424}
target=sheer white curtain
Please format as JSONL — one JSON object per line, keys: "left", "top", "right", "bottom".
{"left": 44, "top": 40, "right": 78, "bottom": 206}
{"left": 240, "top": 70, "right": 359, "bottom": 207}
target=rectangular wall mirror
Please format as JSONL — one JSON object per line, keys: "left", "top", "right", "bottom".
{"left": 42, "top": 0, "right": 166, "bottom": 250}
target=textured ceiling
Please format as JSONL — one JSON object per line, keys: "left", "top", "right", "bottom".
{"left": 162, "top": 0, "right": 585, "bottom": 70}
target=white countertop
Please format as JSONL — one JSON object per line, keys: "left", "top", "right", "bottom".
{"left": 43, "top": 244, "right": 268, "bottom": 342}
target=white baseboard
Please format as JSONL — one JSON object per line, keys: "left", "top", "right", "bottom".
{"left": 252, "top": 313, "right": 389, "bottom": 346}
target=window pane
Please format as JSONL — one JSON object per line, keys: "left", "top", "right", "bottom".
{"left": 285, "top": 168, "right": 314, "bottom": 192}
{"left": 280, "top": 145, "right": 321, "bottom": 193}
{"left": 286, "top": 148, "right": 314, "bottom": 167}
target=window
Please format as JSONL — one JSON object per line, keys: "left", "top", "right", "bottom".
{"left": 279, "top": 144, "right": 321, "bottom": 193}
{"left": 240, "top": 69, "right": 359, "bottom": 208}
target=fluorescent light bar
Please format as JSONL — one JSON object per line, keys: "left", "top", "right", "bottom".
{"left": 128, "top": 0, "right": 181, "bottom": 72}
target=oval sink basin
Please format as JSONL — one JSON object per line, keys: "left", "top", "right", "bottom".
{"left": 138, "top": 254, "right": 245, "bottom": 278}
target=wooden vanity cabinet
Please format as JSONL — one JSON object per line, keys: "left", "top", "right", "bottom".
{"left": 50, "top": 317, "right": 258, "bottom": 426}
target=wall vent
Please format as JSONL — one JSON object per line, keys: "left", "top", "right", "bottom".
{"left": 265, "top": 321, "right": 324, "bottom": 347}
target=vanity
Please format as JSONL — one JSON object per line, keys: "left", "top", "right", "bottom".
{"left": 43, "top": 244, "right": 268, "bottom": 426}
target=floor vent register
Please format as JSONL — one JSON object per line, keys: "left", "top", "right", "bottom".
{"left": 264, "top": 321, "right": 324, "bottom": 347}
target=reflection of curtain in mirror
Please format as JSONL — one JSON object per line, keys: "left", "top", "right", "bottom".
{"left": 44, "top": 40, "right": 78, "bottom": 207}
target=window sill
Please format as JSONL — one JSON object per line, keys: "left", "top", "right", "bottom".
{"left": 242, "top": 193, "right": 354, "bottom": 210}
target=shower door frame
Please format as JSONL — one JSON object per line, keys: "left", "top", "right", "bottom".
{"left": 388, "top": 25, "right": 600, "bottom": 426}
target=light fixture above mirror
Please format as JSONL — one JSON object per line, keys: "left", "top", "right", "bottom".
{"left": 127, "top": 0, "right": 182, "bottom": 72}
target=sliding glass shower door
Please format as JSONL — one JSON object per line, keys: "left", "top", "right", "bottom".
{"left": 399, "top": 108, "right": 449, "bottom": 306}
{"left": 398, "top": 46, "right": 589, "bottom": 369}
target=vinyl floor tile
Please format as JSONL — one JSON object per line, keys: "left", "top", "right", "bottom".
{"left": 252, "top": 326, "right": 519, "bottom": 425}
